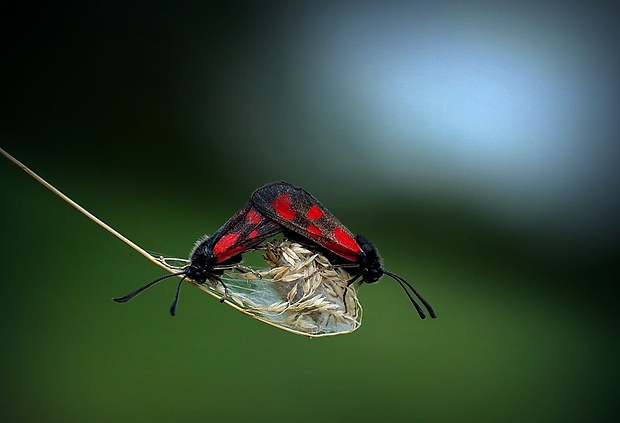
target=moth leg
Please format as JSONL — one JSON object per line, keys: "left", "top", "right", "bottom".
{"left": 343, "top": 275, "right": 361, "bottom": 314}
{"left": 234, "top": 264, "right": 263, "bottom": 279}
{"left": 217, "top": 278, "right": 230, "bottom": 303}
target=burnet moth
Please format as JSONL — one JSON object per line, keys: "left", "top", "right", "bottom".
{"left": 250, "top": 181, "right": 437, "bottom": 319}
{"left": 112, "top": 202, "right": 281, "bottom": 315}
{"left": 1, "top": 148, "right": 358, "bottom": 336}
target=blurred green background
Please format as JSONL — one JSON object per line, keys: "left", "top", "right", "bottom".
{"left": 2, "top": 1, "right": 618, "bottom": 422}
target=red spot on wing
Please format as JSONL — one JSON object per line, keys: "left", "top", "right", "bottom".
{"left": 217, "top": 244, "right": 246, "bottom": 263}
{"left": 334, "top": 228, "right": 362, "bottom": 253}
{"left": 246, "top": 208, "right": 261, "bottom": 224}
{"left": 307, "top": 224, "right": 322, "bottom": 238}
{"left": 212, "top": 233, "right": 239, "bottom": 255}
{"left": 248, "top": 229, "right": 259, "bottom": 239}
{"left": 271, "top": 193, "right": 295, "bottom": 220}
{"left": 306, "top": 205, "right": 323, "bottom": 220}
{"left": 322, "top": 241, "right": 357, "bottom": 262}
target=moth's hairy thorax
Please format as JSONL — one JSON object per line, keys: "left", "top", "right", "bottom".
{"left": 354, "top": 235, "right": 384, "bottom": 283}
{"left": 186, "top": 237, "right": 232, "bottom": 283}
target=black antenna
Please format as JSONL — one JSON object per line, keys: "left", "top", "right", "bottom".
{"left": 383, "top": 269, "right": 437, "bottom": 319}
{"left": 2, "top": 147, "right": 200, "bottom": 317}
{"left": 169, "top": 274, "right": 188, "bottom": 316}
{"left": 112, "top": 271, "right": 186, "bottom": 304}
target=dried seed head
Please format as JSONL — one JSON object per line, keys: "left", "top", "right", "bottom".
{"left": 238, "top": 239, "right": 362, "bottom": 336}
{"left": 176, "top": 239, "right": 362, "bottom": 337}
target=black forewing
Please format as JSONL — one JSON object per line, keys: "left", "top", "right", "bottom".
{"left": 250, "top": 181, "right": 361, "bottom": 261}
{"left": 208, "top": 201, "right": 282, "bottom": 263}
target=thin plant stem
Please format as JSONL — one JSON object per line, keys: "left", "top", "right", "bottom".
{"left": 0, "top": 147, "right": 166, "bottom": 271}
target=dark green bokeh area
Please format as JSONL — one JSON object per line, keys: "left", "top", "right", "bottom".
{"left": 2, "top": 2, "right": 618, "bottom": 422}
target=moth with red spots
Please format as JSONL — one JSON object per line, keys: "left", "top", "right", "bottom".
{"left": 113, "top": 202, "right": 281, "bottom": 315}
{"left": 251, "top": 181, "right": 437, "bottom": 319}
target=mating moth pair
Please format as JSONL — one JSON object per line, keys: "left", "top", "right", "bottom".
{"left": 1, "top": 146, "right": 435, "bottom": 338}
{"left": 114, "top": 181, "right": 436, "bottom": 336}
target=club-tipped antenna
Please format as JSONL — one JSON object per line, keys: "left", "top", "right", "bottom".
{"left": 383, "top": 269, "right": 437, "bottom": 319}
{"left": 169, "top": 274, "right": 188, "bottom": 316}
{"left": 112, "top": 271, "right": 186, "bottom": 303}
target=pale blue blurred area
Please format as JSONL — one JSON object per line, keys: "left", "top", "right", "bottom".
{"left": 178, "top": 1, "right": 619, "bottom": 249}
